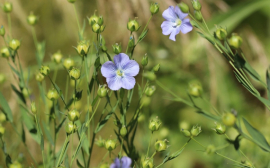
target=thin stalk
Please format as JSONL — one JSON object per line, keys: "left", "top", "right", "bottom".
{"left": 56, "top": 135, "right": 70, "bottom": 167}
{"left": 7, "top": 13, "right": 12, "bottom": 37}
{"left": 73, "top": 4, "right": 81, "bottom": 37}
{"left": 200, "top": 11, "right": 211, "bottom": 34}
{"left": 31, "top": 27, "right": 38, "bottom": 48}
{"left": 150, "top": 151, "right": 156, "bottom": 159}
{"left": 146, "top": 132, "right": 153, "bottom": 157}
{"left": 141, "top": 15, "right": 152, "bottom": 35}
{"left": 53, "top": 67, "right": 58, "bottom": 83}
{"left": 35, "top": 115, "right": 46, "bottom": 168}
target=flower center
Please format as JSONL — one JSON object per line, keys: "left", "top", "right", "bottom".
{"left": 173, "top": 18, "right": 182, "bottom": 28}
{"left": 116, "top": 69, "right": 124, "bottom": 77}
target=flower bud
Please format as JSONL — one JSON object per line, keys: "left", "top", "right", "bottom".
{"left": 206, "top": 145, "right": 215, "bottom": 155}
{"left": 95, "top": 136, "right": 105, "bottom": 148}
{"left": 178, "top": 2, "right": 189, "bottom": 13}
{"left": 194, "top": 10, "right": 202, "bottom": 21}
{"left": 68, "top": 109, "right": 80, "bottom": 122}
{"left": 228, "top": 34, "right": 243, "bottom": 49}
{"left": 1, "top": 47, "right": 10, "bottom": 58}
{"left": 39, "top": 65, "right": 50, "bottom": 76}
{"left": 99, "top": 163, "right": 109, "bottom": 168}
{"left": 145, "top": 85, "right": 156, "bottom": 97}
{"left": 35, "top": 72, "right": 44, "bottom": 82}
{"left": 155, "top": 139, "right": 168, "bottom": 152}
{"left": 99, "top": 25, "right": 105, "bottom": 33}
{"left": 76, "top": 41, "right": 90, "bottom": 57}
{"left": 192, "top": 0, "right": 202, "bottom": 11}
{"left": 0, "top": 125, "right": 5, "bottom": 137}
{"left": 181, "top": 129, "right": 191, "bottom": 137}
{"left": 215, "top": 28, "right": 227, "bottom": 40}
{"left": 47, "top": 89, "right": 59, "bottom": 101}
{"left": 22, "top": 88, "right": 31, "bottom": 98}
{"left": 142, "top": 158, "right": 154, "bottom": 168}
{"left": 3, "top": 2, "right": 12, "bottom": 13}
{"left": 128, "top": 36, "right": 135, "bottom": 48}
{"left": 190, "top": 125, "right": 202, "bottom": 137}
{"left": 67, "top": 0, "right": 76, "bottom": 3}
{"left": 105, "top": 139, "right": 116, "bottom": 151}
{"left": 127, "top": 19, "right": 140, "bottom": 32}
{"left": 222, "top": 112, "right": 236, "bottom": 126}
{"left": 120, "top": 125, "right": 127, "bottom": 137}
{"left": 92, "top": 23, "right": 101, "bottom": 33}
{"left": 52, "top": 51, "right": 63, "bottom": 64}
{"left": 112, "top": 43, "right": 122, "bottom": 54}
{"left": 88, "top": 13, "right": 99, "bottom": 26}
{"left": 97, "top": 16, "right": 104, "bottom": 26}
{"left": 9, "top": 39, "right": 21, "bottom": 51}
{"left": 0, "top": 113, "right": 6, "bottom": 123}
{"left": 0, "top": 74, "right": 5, "bottom": 84}
{"left": 152, "top": 64, "right": 160, "bottom": 72}
{"left": 0, "top": 26, "right": 5, "bottom": 36}
{"left": 149, "top": 117, "right": 161, "bottom": 132}
{"left": 143, "top": 71, "right": 156, "bottom": 81}
{"left": 141, "top": 54, "right": 148, "bottom": 67}
{"left": 65, "top": 121, "right": 77, "bottom": 134}
{"left": 31, "top": 102, "right": 37, "bottom": 114}
{"left": 188, "top": 81, "right": 202, "bottom": 97}
{"left": 27, "top": 13, "right": 38, "bottom": 26}
{"left": 97, "top": 84, "right": 108, "bottom": 98}
{"left": 69, "top": 67, "right": 81, "bottom": 80}
{"left": 150, "top": 3, "right": 159, "bottom": 15}
{"left": 213, "top": 123, "right": 226, "bottom": 135}
{"left": 63, "top": 58, "right": 75, "bottom": 70}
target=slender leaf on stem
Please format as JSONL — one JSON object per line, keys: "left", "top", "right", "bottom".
{"left": 0, "top": 92, "right": 13, "bottom": 122}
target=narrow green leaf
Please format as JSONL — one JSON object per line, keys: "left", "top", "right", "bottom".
{"left": 11, "top": 84, "right": 26, "bottom": 104}
{"left": 22, "top": 123, "right": 26, "bottom": 143}
{"left": 42, "top": 121, "right": 54, "bottom": 146}
{"left": 76, "top": 159, "right": 84, "bottom": 168}
{"left": 5, "top": 155, "right": 12, "bottom": 167}
{"left": 266, "top": 69, "right": 270, "bottom": 101}
{"left": 0, "top": 92, "right": 13, "bottom": 122}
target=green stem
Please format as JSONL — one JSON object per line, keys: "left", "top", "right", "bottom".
{"left": 191, "top": 137, "right": 206, "bottom": 148}
{"left": 150, "top": 151, "right": 156, "bottom": 159}
{"left": 35, "top": 115, "right": 46, "bottom": 168}
{"left": 31, "top": 27, "right": 38, "bottom": 48}
{"left": 56, "top": 135, "right": 70, "bottom": 167}
{"left": 200, "top": 11, "right": 211, "bottom": 34}
{"left": 146, "top": 132, "right": 153, "bottom": 157}
{"left": 73, "top": 4, "right": 81, "bottom": 37}
{"left": 7, "top": 13, "right": 12, "bottom": 37}
{"left": 53, "top": 67, "right": 58, "bottom": 83}
{"left": 142, "top": 15, "right": 152, "bottom": 35}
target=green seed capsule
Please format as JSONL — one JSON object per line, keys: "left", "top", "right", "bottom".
{"left": 155, "top": 140, "right": 167, "bottom": 152}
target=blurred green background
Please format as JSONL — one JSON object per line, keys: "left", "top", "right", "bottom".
{"left": 1, "top": 0, "right": 270, "bottom": 167}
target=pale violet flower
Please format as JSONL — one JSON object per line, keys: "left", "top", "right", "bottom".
{"left": 161, "top": 6, "right": 193, "bottom": 41}
{"left": 110, "top": 156, "right": 132, "bottom": 168}
{"left": 101, "top": 53, "right": 139, "bottom": 91}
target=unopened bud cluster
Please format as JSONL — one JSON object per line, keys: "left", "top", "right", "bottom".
{"left": 112, "top": 43, "right": 122, "bottom": 54}
{"left": 188, "top": 81, "right": 202, "bottom": 97}
{"left": 150, "top": 3, "right": 159, "bottom": 15}
{"left": 181, "top": 125, "right": 202, "bottom": 137}
{"left": 89, "top": 12, "right": 105, "bottom": 33}
{"left": 155, "top": 139, "right": 168, "bottom": 152}
{"left": 27, "top": 13, "right": 38, "bottom": 26}
{"left": 149, "top": 117, "right": 161, "bottom": 132}
{"left": 76, "top": 41, "right": 90, "bottom": 57}
{"left": 52, "top": 51, "right": 63, "bottom": 64}
{"left": 105, "top": 139, "right": 116, "bottom": 151}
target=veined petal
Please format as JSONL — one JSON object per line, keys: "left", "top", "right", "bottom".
{"left": 121, "top": 156, "right": 132, "bottom": 168}
{"left": 169, "top": 26, "right": 181, "bottom": 41}
{"left": 121, "top": 76, "right": 136, "bottom": 90}
{"left": 162, "top": 6, "right": 177, "bottom": 21}
{"left": 174, "top": 6, "right": 188, "bottom": 20}
{"left": 180, "top": 19, "right": 193, "bottom": 34}
{"left": 161, "top": 21, "right": 174, "bottom": 35}
{"left": 114, "top": 53, "right": 130, "bottom": 69}
{"left": 107, "top": 76, "right": 122, "bottom": 91}
{"left": 101, "top": 61, "right": 117, "bottom": 78}
{"left": 123, "top": 60, "right": 139, "bottom": 77}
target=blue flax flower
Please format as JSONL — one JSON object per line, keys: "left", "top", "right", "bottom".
{"left": 101, "top": 53, "right": 139, "bottom": 91}
{"left": 161, "top": 6, "right": 193, "bottom": 41}
{"left": 110, "top": 156, "right": 132, "bottom": 168}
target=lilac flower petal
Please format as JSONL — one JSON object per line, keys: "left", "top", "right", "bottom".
{"left": 107, "top": 77, "right": 122, "bottom": 91}
{"left": 180, "top": 19, "right": 193, "bottom": 34}
{"left": 123, "top": 60, "right": 139, "bottom": 77}
{"left": 161, "top": 21, "right": 174, "bottom": 35}
{"left": 174, "top": 6, "right": 188, "bottom": 19}
{"left": 162, "top": 6, "right": 177, "bottom": 21}
{"left": 110, "top": 158, "right": 120, "bottom": 168}
{"left": 121, "top": 76, "right": 135, "bottom": 90}
{"left": 121, "top": 156, "right": 132, "bottom": 168}
{"left": 169, "top": 26, "right": 181, "bottom": 41}
{"left": 114, "top": 53, "right": 130, "bottom": 69}
{"left": 101, "top": 61, "right": 117, "bottom": 78}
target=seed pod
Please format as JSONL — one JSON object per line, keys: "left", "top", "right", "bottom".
{"left": 192, "top": 0, "right": 202, "bottom": 11}
{"left": 52, "top": 51, "right": 63, "bottom": 64}
{"left": 31, "top": 102, "right": 37, "bottom": 114}
{"left": 190, "top": 125, "right": 202, "bottom": 137}
{"left": 155, "top": 140, "right": 168, "bottom": 152}
{"left": 222, "top": 112, "right": 236, "bottom": 126}
{"left": 39, "top": 65, "right": 50, "bottom": 76}
{"left": 145, "top": 85, "right": 156, "bottom": 97}
{"left": 120, "top": 125, "right": 127, "bottom": 137}
{"left": 69, "top": 67, "right": 81, "bottom": 80}
{"left": 150, "top": 3, "right": 159, "bottom": 15}
{"left": 65, "top": 121, "right": 76, "bottom": 134}
{"left": 63, "top": 58, "right": 75, "bottom": 70}
{"left": 105, "top": 139, "right": 116, "bottom": 151}
{"left": 27, "top": 13, "right": 38, "bottom": 26}
{"left": 67, "top": 109, "right": 80, "bottom": 122}
{"left": 9, "top": 39, "right": 21, "bottom": 51}
{"left": 1, "top": 47, "right": 10, "bottom": 58}
{"left": 142, "top": 158, "right": 154, "bottom": 168}
{"left": 178, "top": 2, "right": 189, "bottom": 13}
{"left": 127, "top": 19, "right": 140, "bottom": 32}
{"left": 76, "top": 41, "right": 90, "bottom": 57}
{"left": 3, "top": 2, "right": 12, "bottom": 13}
{"left": 215, "top": 28, "right": 227, "bottom": 40}
{"left": 181, "top": 129, "right": 191, "bottom": 137}
{"left": 0, "top": 26, "right": 5, "bottom": 36}
{"left": 149, "top": 117, "right": 162, "bottom": 132}
{"left": 213, "top": 123, "right": 226, "bottom": 135}
{"left": 97, "top": 85, "right": 108, "bottom": 98}
{"left": 141, "top": 54, "right": 148, "bottom": 67}
{"left": 228, "top": 34, "right": 243, "bottom": 49}
{"left": 112, "top": 43, "right": 122, "bottom": 54}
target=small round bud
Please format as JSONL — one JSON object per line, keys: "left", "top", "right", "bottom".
{"left": 1, "top": 47, "right": 10, "bottom": 58}
{"left": 95, "top": 136, "right": 105, "bottom": 148}
{"left": 67, "top": 0, "right": 76, "bottom": 3}
{"left": 105, "top": 139, "right": 116, "bottom": 151}
{"left": 35, "top": 72, "right": 44, "bottom": 82}
{"left": 149, "top": 117, "right": 162, "bottom": 132}
{"left": 27, "top": 13, "right": 38, "bottom": 26}
{"left": 39, "top": 65, "right": 50, "bottom": 76}
{"left": 22, "top": 88, "right": 31, "bottom": 98}
{"left": 47, "top": 89, "right": 59, "bottom": 101}
{"left": 97, "top": 84, "right": 108, "bottom": 98}
{"left": 192, "top": 0, "right": 202, "bottom": 11}
{"left": 76, "top": 41, "right": 90, "bottom": 57}
{"left": 0, "top": 113, "right": 6, "bottom": 123}
{"left": 215, "top": 28, "right": 227, "bottom": 40}
{"left": 88, "top": 14, "right": 99, "bottom": 26}
{"left": 69, "top": 67, "right": 81, "bottom": 80}
{"left": 194, "top": 10, "right": 202, "bottom": 21}
{"left": 222, "top": 112, "right": 236, "bottom": 126}
{"left": 206, "top": 145, "right": 215, "bottom": 155}
{"left": 128, "top": 36, "right": 135, "bottom": 48}
{"left": 3, "top": 2, "right": 12, "bottom": 13}
{"left": 190, "top": 125, "right": 202, "bottom": 137}
{"left": 181, "top": 129, "right": 191, "bottom": 137}
{"left": 141, "top": 54, "right": 148, "bottom": 67}
{"left": 155, "top": 140, "right": 168, "bottom": 152}
{"left": 99, "top": 163, "right": 109, "bottom": 168}
{"left": 178, "top": 2, "right": 189, "bottom": 13}
{"left": 101, "top": 36, "right": 107, "bottom": 52}
{"left": 120, "top": 125, "right": 127, "bottom": 137}
{"left": 112, "top": 43, "right": 122, "bottom": 54}
{"left": 145, "top": 85, "right": 156, "bottom": 97}
{"left": 150, "top": 3, "right": 159, "bottom": 15}
{"left": 228, "top": 34, "right": 243, "bottom": 49}
{"left": 52, "top": 51, "right": 63, "bottom": 64}
{"left": 68, "top": 109, "right": 80, "bottom": 122}
{"left": 63, "top": 58, "right": 75, "bottom": 70}
{"left": 188, "top": 81, "right": 202, "bottom": 97}
{"left": 92, "top": 23, "right": 101, "bottom": 33}
{"left": 0, "top": 26, "right": 5, "bottom": 36}
{"left": 65, "top": 121, "right": 76, "bottom": 134}
{"left": 0, "top": 125, "right": 5, "bottom": 137}
{"left": 213, "top": 123, "right": 226, "bottom": 135}
{"left": 31, "top": 102, "right": 37, "bottom": 114}
{"left": 127, "top": 19, "right": 140, "bottom": 32}
{"left": 99, "top": 25, "right": 105, "bottom": 33}
{"left": 152, "top": 64, "right": 160, "bottom": 72}
{"left": 142, "top": 158, "right": 154, "bottom": 168}
{"left": 97, "top": 16, "right": 104, "bottom": 26}
{"left": 9, "top": 39, "right": 21, "bottom": 51}
{"left": 143, "top": 71, "right": 156, "bottom": 81}
{"left": 0, "top": 74, "right": 5, "bottom": 84}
